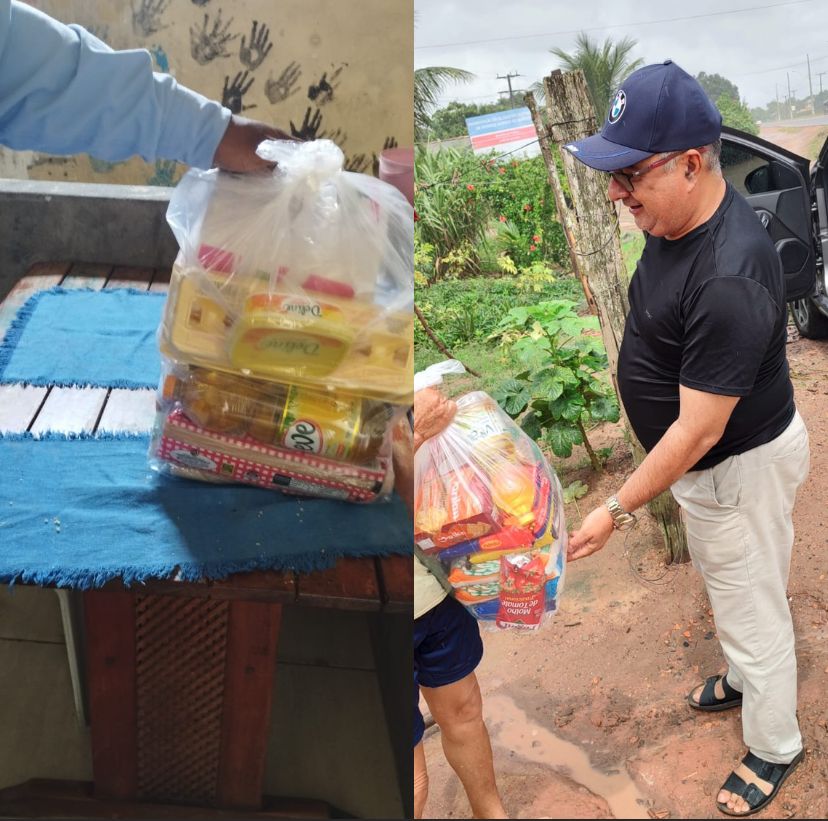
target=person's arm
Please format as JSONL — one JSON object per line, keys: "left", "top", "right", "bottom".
{"left": 0, "top": 1, "right": 288, "bottom": 170}
{"left": 567, "top": 385, "right": 739, "bottom": 560}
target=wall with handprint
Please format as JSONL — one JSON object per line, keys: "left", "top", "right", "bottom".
{"left": 3, "top": 0, "right": 412, "bottom": 185}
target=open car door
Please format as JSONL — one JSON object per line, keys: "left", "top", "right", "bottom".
{"left": 720, "top": 126, "right": 816, "bottom": 303}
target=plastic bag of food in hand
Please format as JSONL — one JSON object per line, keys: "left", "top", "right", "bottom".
{"left": 414, "top": 362, "right": 567, "bottom": 630}
{"left": 159, "top": 139, "right": 413, "bottom": 405}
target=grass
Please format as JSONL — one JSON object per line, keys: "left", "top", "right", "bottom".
{"left": 620, "top": 231, "right": 645, "bottom": 279}
{"left": 806, "top": 128, "right": 828, "bottom": 162}
{"left": 414, "top": 340, "right": 517, "bottom": 397}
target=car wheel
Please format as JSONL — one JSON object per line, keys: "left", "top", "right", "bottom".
{"left": 790, "top": 297, "right": 828, "bottom": 339}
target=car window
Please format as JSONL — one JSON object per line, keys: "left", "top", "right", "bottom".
{"left": 721, "top": 143, "right": 800, "bottom": 196}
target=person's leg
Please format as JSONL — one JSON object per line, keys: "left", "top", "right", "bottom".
{"left": 421, "top": 671, "right": 506, "bottom": 819}
{"left": 672, "top": 411, "right": 810, "bottom": 813}
{"left": 415, "top": 595, "right": 506, "bottom": 818}
{"left": 414, "top": 741, "right": 429, "bottom": 819}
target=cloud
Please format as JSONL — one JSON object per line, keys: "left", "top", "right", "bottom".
{"left": 414, "top": 0, "right": 826, "bottom": 109}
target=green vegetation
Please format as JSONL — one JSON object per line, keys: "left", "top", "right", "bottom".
{"left": 414, "top": 66, "right": 474, "bottom": 141}
{"left": 414, "top": 276, "right": 584, "bottom": 362}
{"left": 536, "top": 32, "right": 643, "bottom": 118}
{"left": 427, "top": 99, "right": 515, "bottom": 141}
{"left": 489, "top": 301, "right": 619, "bottom": 469}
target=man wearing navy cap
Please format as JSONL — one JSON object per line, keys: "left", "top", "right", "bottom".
{"left": 564, "top": 60, "right": 809, "bottom": 817}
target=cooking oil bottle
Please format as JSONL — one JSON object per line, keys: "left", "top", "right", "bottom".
{"left": 489, "top": 463, "right": 536, "bottom": 527}
{"left": 162, "top": 366, "right": 391, "bottom": 464}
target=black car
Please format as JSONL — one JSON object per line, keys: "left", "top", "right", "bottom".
{"left": 720, "top": 125, "right": 828, "bottom": 337}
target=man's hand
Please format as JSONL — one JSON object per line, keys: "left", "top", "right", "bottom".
{"left": 567, "top": 504, "right": 615, "bottom": 562}
{"left": 413, "top": 388, "right": 456, "bottom": 452}
{"left": 212, "top": 115, "right": 293, "bottom": 173}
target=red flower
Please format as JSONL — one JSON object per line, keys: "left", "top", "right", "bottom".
{"left": 499, "top": 215, "right": 507, "bottom": 222}
{"left": 414, "top": 209, "right": 419, "bottom": 222}
{"left": 532, "top": 234, "right": 540, "bottom": 242}
{"left": 499, "top": 167, "right": 506, "bottom": 174}
{"left": 466, "top": 184, "right": 475, "bottom": 191}
{"left": 523, "top": 203, "right": 532, "bottom": 211}
{"left": 529, "top": 245, "right": 537, "bottom": 252}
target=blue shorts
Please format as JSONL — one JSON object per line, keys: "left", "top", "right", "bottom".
{"left": 413, "top": 594, "right": 483, "bottom": 746}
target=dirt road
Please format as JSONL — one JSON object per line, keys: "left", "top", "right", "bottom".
{"left": 421, "top": 332, "right": 828, "bottom": 819}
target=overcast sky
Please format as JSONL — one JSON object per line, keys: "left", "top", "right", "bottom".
{"left": 414, "top": 0, "right": 826, "bottom": 113}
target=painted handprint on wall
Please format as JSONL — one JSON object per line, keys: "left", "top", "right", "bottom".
{"left": 148, "top": 159, "right": 178, "bottom": 186}
{"left": 222, "top": 71, "right": 256, "bottom": 114}
{"left": 345, "top": 154, "right": 370, "bottom": 173}
{"left": 239, "top": 20, "right": 273, "bottom": 70}
{"left": 131, "top": 0, "right": 169, "bottom": 38}
{"left": 290, "top": 107, "right": 322, "bottom": 141}
{"left": 149, "top": 44, "right": 169, "bottom": 73}
{"left": 307, "top": 64, "right": 346, "bottom": 105}
{"left": 190, "top": 11, "right": 237, "bottom": 65}
{"left": 265, "top": 62, "right": 301, "bottom": 104}
{"left": 190, "top": 0, "right": 211, "bottom": 5}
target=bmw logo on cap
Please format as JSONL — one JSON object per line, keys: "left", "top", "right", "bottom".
{"left": 608, "top": 89, "right": 626, "bottom": 124}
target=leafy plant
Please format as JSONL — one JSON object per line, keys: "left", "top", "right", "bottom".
{"left": 479, "top": 156, "right": 568, "bottom": 268}
{"left": 563, "top": 479, "right": 589, "bottom": 503}
{"left": 490, "top": 300, "right": 619, "bottom": 469}
{"left": 414, "top": 276, "right": 584, "bottom": 352}
{"left": 415, "top": 147, "right": 491, "bottom": 279}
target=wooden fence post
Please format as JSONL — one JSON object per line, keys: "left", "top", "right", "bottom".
{"left": 526, "top": 70, "right": 689, "bottom": 564}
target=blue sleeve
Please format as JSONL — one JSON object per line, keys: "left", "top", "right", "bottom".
{"left": 0, "top": 0, "right": 231, "bottom": 168}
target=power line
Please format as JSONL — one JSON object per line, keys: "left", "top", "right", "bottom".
{"left": 415, "top": 0, "right": 813, "bottom": 51}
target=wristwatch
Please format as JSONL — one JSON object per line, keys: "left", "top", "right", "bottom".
{"left": 605, "top": 496, "right": 638, "bottom": 531}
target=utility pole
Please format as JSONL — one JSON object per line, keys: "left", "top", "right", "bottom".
{"left": 807, "top": 53, "right": 814, "bottom": 102}
{"left": 497, "top": 71, "right": 522, "bottom": 107}
{"left": 776, "top": 84, "right": 781, "bottom": 121}
{"left": 818, "top": 71, "right": 826, "bottom": 95}
{"left": 787, "top": 72, "right": 793, "bottom": 118}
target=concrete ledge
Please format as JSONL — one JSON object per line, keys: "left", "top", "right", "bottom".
{"left": 0, "top": 179, "right": 179, "bottom": 302}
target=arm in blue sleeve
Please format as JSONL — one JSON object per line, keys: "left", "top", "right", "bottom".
{"left": 0, "top": 0, "right": 231, "bottom": 168}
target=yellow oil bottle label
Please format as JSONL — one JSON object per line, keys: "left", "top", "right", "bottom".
{"left": 279, "top": 388, "right": 361, "bottom": 461}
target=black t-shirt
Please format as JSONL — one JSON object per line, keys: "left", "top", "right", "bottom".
{"left": 617, "top": 183, "right": 794, "bottom": 471}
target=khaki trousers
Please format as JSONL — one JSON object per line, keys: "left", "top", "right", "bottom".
{"left": 671, "top": 410, "right": 809, "bottom": 764}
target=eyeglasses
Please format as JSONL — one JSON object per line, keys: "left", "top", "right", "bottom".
{"left": 610, "top": 147, "right": 708, "bottom": 193}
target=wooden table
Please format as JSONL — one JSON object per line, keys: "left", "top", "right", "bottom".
{"left": 0, "top": 263, "right": 412, "bottom": 817}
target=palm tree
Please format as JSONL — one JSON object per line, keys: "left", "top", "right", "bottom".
{"left": 414, "top": 66, "right": 474, "bottom": 141}
{"left": 532, "top": 33, "right": 643, "bottom": 120}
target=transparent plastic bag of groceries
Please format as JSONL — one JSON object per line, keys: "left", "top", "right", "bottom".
{"left": 414, "top": 361, "right": 567, "bottom": 631}
{"left": 160, "top": 139, "right": 414, "bottom": 405}
{"left": 148, "top": 355, "right": 399, "bottom": 502}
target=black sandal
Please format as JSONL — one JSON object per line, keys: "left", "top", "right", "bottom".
{"left": 717, "top": 749, "right": 804, "bottom": 817}
{"left": 687, "top": 674, "right": 742, "bottom": 712}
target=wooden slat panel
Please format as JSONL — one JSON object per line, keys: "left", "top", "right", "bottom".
{"left": 30, "top": 387, "right": 107, "bottom": 436}
{"left": 83, "top": 590, "right": 138, "bottom": 801}
{"left": 0, "top": 266, "right": 69, "bottom": 337}
{"left": 97, "top": 389, "right": 156, "bottom": 434}
{"left": 106, "top": 267, "right": 153, "bottom": 290}
{"left": 0, "top": 385, "right": 48, "bottom": 433}
{"left": 148, "top": 268, "right": 171, "bottom": 293}
{"left": 216, "top": 600, "right": 282, "bottom": 809}
{"left": 61, "top": 263, "right": 111, "bottom": 291}
{"left": 377, "top": 555, "right": 413, "bottom": 613}
{"left": 296, "top": 558, "right": 382, "bottom": 611}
